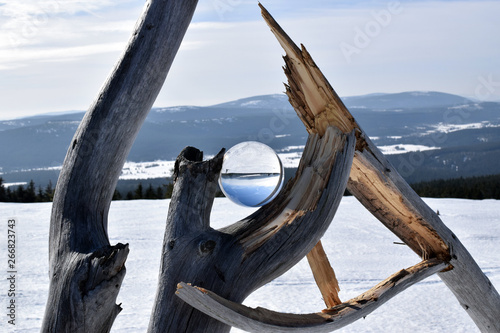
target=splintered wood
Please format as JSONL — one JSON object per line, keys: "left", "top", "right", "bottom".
{"left": 256, "top": 4, "right": 500, "bottom": 333}
{"left": 175, "top": 4, "right": 500, "bottom": 332}
{"left": 306, "top": 241, "right": 342, "bottom": 308}
{"left": 260, "top": 4, "right": 356, "bottom": 136}
{"left": 259, "top": 2, "right": 449, "bottom": 260}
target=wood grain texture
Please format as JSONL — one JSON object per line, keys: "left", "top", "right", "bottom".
{"left": 176, "top": 259, "right": 447, "bottom": 333}
{"left": 42, "top": 1, "right": 198, "bottom": 332}
{"left": 306, "top": 241, "right": 342, "bottom": 308}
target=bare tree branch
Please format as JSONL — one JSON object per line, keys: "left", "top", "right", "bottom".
{"left": 176, "top": 259, "right": 447, "bottom": 333}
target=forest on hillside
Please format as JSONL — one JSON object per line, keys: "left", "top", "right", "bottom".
{"left": 2, "top": 174, "right": 500, "bottom": 203}
{"left": 409, "top": 174, "right": 500, "bottom": 199}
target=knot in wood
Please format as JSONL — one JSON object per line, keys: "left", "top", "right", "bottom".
{"left": 198, "top": 240, "right": 216, "bottom": 255}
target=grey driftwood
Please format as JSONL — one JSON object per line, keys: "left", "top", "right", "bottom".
{"left": 42, "top": 1, "right": 500, "bottom": 332}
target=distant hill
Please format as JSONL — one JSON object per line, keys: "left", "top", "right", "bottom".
{"left": 342, "top": 91, "right": 472, "bottom": 110}
{"left": 211, "top": 94, "right": 290, "bottom": 109}
{"left": 1, "top": 91, "right": 499, "bottom": 188}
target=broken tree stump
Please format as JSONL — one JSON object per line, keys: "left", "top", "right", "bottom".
{"left": 149, "top": 126, "right": 355, "bottom": 332}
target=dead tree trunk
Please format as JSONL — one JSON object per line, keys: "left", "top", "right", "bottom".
{"left": 148, "top": 128, "right": 356, "bottom": 332}
{"left": 41, "top": 1, "right": 198, "bottom": 331}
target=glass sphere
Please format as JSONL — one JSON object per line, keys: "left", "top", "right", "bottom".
{"left": 219, "top": 141, "right": 284, "bottom": 207}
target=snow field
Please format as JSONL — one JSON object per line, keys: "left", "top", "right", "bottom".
{"left": 0, "top": 197, "right": 498, "bottom": 332}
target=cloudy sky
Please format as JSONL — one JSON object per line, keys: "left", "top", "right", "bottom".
{"left": 0, "top": 0, "right": 499, "bottom": 120}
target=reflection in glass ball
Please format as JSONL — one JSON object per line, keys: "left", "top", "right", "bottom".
{"left": 219, "top": 141, "right": 284, "bottom": 207}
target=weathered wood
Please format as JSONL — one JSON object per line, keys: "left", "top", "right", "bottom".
{"left": 261, "top": 4, "right": 448, "bottom": 259}
{"left": 260, "top": 4, "right": 500, "bottom": 331}
{"left": 151, "top": 126, "right": 355, "bottom": 332}
{"left": 147, "top": 147, "right": 229, "bottom": 332}
{"left": 349, "top": 143, "right": 500, "bottom": 331}
{"left": 42, "top": 0, "right": 500, "bottom": 331}
{"left": 306, "top": 241, "right": 341, "bottom": 307}
{"left": 41, "top": 1, "right": 198, "bottom": 332}
{"left": 176, "top": 259, "right": 447, "bottom": 333}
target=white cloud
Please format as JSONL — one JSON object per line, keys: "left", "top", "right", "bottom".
{"left": 0, "top": 0, "right": 499, "bottom": 120}
{"left": 0, "top": 0, "right": 118, "bottom": 19}
{"left": 0, "top": 42, "right": 125, "bottom": 68}
{"left": 0, "top": 1, "right": 138, "bottom": 48}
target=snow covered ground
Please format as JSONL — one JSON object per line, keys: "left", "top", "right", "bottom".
{"left": 6, "top": 142, "right": 448, "bottom": 182}
{"left": 120, "top": 160, "right": 177, "bottom": 180}
{"left": 1, "top": 197, "right": 499, "bottom": 332}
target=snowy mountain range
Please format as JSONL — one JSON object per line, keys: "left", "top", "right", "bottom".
{"left": 1, "top": 91, "right": 500, "bottom": 188}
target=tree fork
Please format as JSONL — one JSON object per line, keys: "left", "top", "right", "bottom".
{"left": 149, "top": 126, "right": 356, "bottom": 332}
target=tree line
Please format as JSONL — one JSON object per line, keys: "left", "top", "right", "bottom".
{"left": 0, "top": 177, "right": 176, "bottom": 203}
{"left": 0, "top": 178, "right": 55, "bottom": 203}
{"left": 410, "top": 174, "right": 500, "bottom": 200}
{"left": 2, "top": 174, "right": 500, "bottom": 203}
{"left": 112, "top": 182, "right": 175, "bottom": 200}
{"left": 113, "top": 182, "right": 226, "bottom": 200}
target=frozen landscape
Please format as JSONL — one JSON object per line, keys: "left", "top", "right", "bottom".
{"left": 2, "top": 92, "right": 500, "bottom": 189}
{"left": 1, "top": 197, "right": 499, "bottom": 332}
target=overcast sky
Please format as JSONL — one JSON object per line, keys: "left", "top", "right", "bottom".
{"left": 0, "top": 0, "right": 499, "bottom": 120}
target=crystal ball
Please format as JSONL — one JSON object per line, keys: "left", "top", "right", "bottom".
{"left": 219, "top": 141, "right": 284, "bottom": 207}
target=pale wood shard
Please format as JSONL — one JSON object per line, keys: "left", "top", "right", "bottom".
{"left": 259, "top": 4, "right": 500, "bottom": 332}
{"left": 306, "top": 241, "right": 341, "bottom": 308}
{"left": 176, "top": 259, "right": 448, "bottom": 333}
